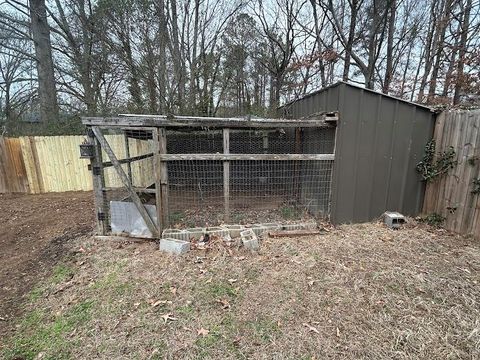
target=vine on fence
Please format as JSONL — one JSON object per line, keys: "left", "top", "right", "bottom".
{"left": 472, "top": 179, "right": 480, "bottom": 194}
{"left": 416, "top": 140, "right": 457, "bottom": 182}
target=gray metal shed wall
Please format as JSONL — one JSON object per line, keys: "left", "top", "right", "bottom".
{"left": 283, "top": 83, "right": 435, "bottom": 224}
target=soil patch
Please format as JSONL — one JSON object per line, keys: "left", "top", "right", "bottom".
{"left": 0, "top": 192, "right": 94, "bottom": 340}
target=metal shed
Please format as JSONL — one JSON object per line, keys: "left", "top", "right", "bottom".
{"left": 282, "top": 81, "right": 436, "bottom": 224}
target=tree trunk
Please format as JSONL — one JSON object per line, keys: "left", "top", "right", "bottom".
{"left": 29, "top": 0, "right": 59, "bottom": 121}
{"left": 428, "top": 0, "right": 453, "bottom": 102}
{"left": 383, "top": 0, "right": 396, "bottom": 94}
{"left": 170, "top": 0, "right": 185, "bottom": 113}
{"left": 343, "top": 0, "right": 359, "bottom": 82}
{"left": 453, "top": 0, "right": 472, "bottom": 105}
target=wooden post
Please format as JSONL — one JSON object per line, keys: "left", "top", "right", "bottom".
{"left": 87, "top": 127, "right": 107, "bottom": 235}
{"left": 223, "top": 128, "right": 230, "bottom": 222}
{"left": 153, "top": 127, "right": 169, "bottom": 234}
{"left": 91, "top": 126, "right": 158, "bottom": 237}
{"left": 123, "top": 133, "right": 132, "bottom": 182}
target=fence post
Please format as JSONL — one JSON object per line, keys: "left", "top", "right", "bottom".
{"left": 87, "top": 127, "right": 108, "bottom": 235}
{"left": 153, "top": 127, "right": 169, "bottom": 234}
{"left": 223, "top": 128, "right": 230, "bottom": 222}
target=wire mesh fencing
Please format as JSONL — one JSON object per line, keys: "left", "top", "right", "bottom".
{"left": 91, "top": 124, "right": 336, "bottom": 235}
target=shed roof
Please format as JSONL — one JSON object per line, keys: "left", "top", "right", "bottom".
{"left": 282, "top": 81, "right": 433, "bottom": 112}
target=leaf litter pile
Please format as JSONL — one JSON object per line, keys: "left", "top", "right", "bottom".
{"left": 3, "top": 220, "right": 480, "bottom": 359}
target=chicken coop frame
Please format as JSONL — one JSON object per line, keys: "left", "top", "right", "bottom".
{"left": 82, "top": 114, "right": 338, "bottom": 238}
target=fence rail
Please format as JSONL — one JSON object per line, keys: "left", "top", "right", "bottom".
{"left": 0, "top": 135, "right": 153, "bottom": 194}
{"left": 423, "top": 110, "right": 480, "bottom": 238}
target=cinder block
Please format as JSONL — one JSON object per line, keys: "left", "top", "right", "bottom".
{"left": 205, "top": 226, "right": 229, "bottom": 238}
{"left": 250, "top": 223, "right": 279, "bottom": 236}
{"left": 280, "top": 222, "right": 316, "bottom": 231}
{"left": 162, "top": 229, "right": 190, "bottom": 241}
{"left": 159, "top": 238, "right": 190, "bottom": 255}
{"left": 185, "top": 227, "right": 205, "bottom": 240}
{"left": 241, "top": 229, "right": 260, "bottom": 251}
{"left": 221, "top": 224, "right": 244, "bottom": 238}
{"left": 384, "top": 211, "right": 406, "bottom": 229}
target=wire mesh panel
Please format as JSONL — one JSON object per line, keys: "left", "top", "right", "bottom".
{"left": 93, "top": 127, "right": 157, "bottom": 236}
{"left": 88, "top": 120, "right": 336, "bottom": 236}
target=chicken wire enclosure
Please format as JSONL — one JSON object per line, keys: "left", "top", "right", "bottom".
{"left": 81, "top": 114, "right": 338, "bottom": 238}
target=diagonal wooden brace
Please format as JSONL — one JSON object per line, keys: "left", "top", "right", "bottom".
{"left": 91, "top": 127, "right": 159, "bottom": 237}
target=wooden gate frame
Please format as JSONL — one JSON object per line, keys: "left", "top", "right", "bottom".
{"left": 83, "top": 114, "right": 338, "bottom": 238}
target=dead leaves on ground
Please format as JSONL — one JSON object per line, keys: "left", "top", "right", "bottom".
{"left": 161, "top": 313, "right": 177, "bottom": 323}
{"left": 197, "top": 328, "right": 210, "bottom": 337}
{"left": 303, "top": 323, "right": 320, "bottom": 334}
{"left": 216, "top": 298, "right": 231, "bottom": 309}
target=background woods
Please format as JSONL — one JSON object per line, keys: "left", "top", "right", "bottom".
{"left": 0, "top": 0, "right": 479, "bottom": 131}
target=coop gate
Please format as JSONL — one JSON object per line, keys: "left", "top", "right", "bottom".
{"left": 81, "top": 115, "right": 337, "bottom": 238}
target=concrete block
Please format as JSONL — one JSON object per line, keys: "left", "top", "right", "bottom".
{"left": 185, "top": 227, "right": 205, "bottom": 240}
{"left": 221, "top": 224, "right": 244, "bottom": 238}
{"left": 384, "top": 211, "right": 406, "bottom": 229}
{"left": 280, "top": 222, "right": 316, "bottom": 231}
{"left": 241, "top": 229, "right": 260, "bottom": 251}
{"left": 205, "top": 226, "right": 229, "bottom": 238}
{"left": 159, "top": 238, "right": 190, "bottom": 255}
{"left": 250, "top": 223, "right": 279, "bottom": 236}
{"left": 162, "top": 229, "right": 190, "bottom": 241}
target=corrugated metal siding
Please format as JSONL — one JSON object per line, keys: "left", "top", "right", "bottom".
{"left": 283, "top": 82, "right": 435, "bottom": 224}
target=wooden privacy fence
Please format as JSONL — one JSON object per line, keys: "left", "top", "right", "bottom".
{"left": 0, "top": 135, "right": 153, "bottom": 194}
{"left": 423, "top": 109, "right": 480, "bottom": 237}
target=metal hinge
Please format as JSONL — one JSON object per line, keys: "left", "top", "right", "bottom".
{"left": 92, "top": 166, "right": 101, "bottom": 175}
{"left": 97, "top": 212, "right": 106, "bottom": 221}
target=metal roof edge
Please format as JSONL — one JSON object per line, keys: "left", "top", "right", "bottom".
{"left": 280, "top": 81, "right": 434, "bottom": 113}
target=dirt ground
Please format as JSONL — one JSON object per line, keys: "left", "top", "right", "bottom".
{"left": 1, "top": 193, "right": 480, "bottom": 359}
{"left": 0, "top": 192, "right": 94, "bottom": 339}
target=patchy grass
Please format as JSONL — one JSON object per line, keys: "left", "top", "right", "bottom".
{"left": 2, "top": 221, "right": 480, "bottom": 359}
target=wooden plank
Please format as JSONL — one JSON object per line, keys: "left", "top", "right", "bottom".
{"left": 88, "top": 153, "right": 154, "bottom": 170}
{"left": 0, "top": 138, "right": 29, "bottom": 193}
{"left": 103, "top": 186, "right": 156, "bottom": 194}
{"left": 82, "top": 115, "right": 337, "bottom": 128}
{"left": 223, "top": 128, "right": 230, "bottom": 222}
{"left": 88, "top": 130, "right": 108, "bottom": 235}
{"left": 92, "top": 126, "right": 159, "bottom": 237}
{"left": 158, "top": 153, "right": 335, "bottom": 161}
{"left": 268, "top": 229, "right": 322, "bottom": 238}
{"left": 153, "top": 128, "right": 164, "bottom": 234}
{"left": 29, "top": 137, "right": 45, "bottom": 193}
{"left": 124, "top": 133, "right": 133, "bottom": 181}
{"left": 94, "top": 235, "right": 156, "bottom": 243}
{"left": 159, "top": 128, "right": 169, "bottom": 230}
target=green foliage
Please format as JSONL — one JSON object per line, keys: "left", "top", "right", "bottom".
{"left": 419, "top": 213, "right": 445, "bottom": 227}
{"left": 3, "top": 301, "right": 94, "bottom": 360}
{"left": 416, "top": 140, "right": 456, "bottom": 182}
{"left": 51, "top": 264, "right": 74, "bottom": 284}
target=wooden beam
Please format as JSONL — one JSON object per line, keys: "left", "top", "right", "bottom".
{"left": 124, "top": 133, "right": 132, "bottom": 181}
{"left": 268, "top": 229, "right": 323, "bottom": 238}
{"left": 87, "top": 128, "right": 107, "bottom": 235}
{"left": 153, "top": 128, "right": 169, "bottom": 234}
{"left": 92, "top": 126, "right": 159, "bottom": 237}
{"left": 223, "top": 128, "right": 230, "bottom": 222}
{"left": 157, "top": 153, "right": 335, "bottom": 161}
{"left": 81, "top": 115, "right": 337, "bottom": 128}
{"left": 103, "top": 186, "right": 156, "bottom": 194}
{"left": 88, "top": 153, "right": 154, "bottom": 170}
{"left": 95, "top": 235, "right": 156, "bottom": 243}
